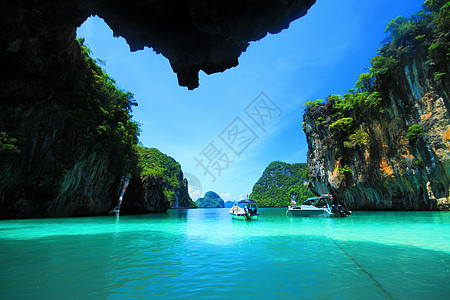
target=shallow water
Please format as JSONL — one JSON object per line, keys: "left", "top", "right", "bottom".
{"left": 0, "top": 209, "right": 448, "bottom": 299}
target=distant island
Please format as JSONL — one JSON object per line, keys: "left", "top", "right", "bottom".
{"left": 250, "top": 161, "right": 314, "bottom": 207}
{"left": 224, "top": 201, "right": 235, "bottom": 208}
{"left": 196, "top": 191, "right": 224, "bottom": 208}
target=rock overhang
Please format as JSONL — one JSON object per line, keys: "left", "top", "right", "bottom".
{"left": 1, "top": 0, "right": 316, "bottom": 101}
{"left": 85, "top": 0, "right": 317, "bottom": 89}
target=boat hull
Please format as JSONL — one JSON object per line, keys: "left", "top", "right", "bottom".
{"left": 230, "top": 213, "right": 259, "bottom": 220}
{"left": 288, "top": 205, "right": 333, "bottom": 217}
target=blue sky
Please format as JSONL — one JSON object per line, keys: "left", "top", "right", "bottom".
{"left": 77, "top": 0, "right": 424, "bottom": 202}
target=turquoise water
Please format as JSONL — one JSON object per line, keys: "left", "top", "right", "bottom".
{"left": 0, "top": 209, "right": 449, "bottom": 299}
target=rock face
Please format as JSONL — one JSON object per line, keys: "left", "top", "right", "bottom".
{"left": 196, "top": 191, "right": 224, "bottom": 208}
{"left": 1, "top": 0, "right": 316, "bottom": 92}
{"left": 120, "top": 176, "right": 171, "bottom": 214}
{"left": 0, "top": 104, "right": 126, "bottom": 219}
{"left": 304, "top": 56, "right": 450, "bottom": 210}
{"left": 137, "top": 147, "right": 196, "bottom": 209}
{"left": 250, "top": 161, "right": 313, "bottom": 207}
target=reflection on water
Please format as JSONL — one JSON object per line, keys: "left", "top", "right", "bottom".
{"left": 0, "top": 209, "right": 448, "bottom": 299}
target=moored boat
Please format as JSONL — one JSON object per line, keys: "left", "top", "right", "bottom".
{"left": 229, "top": 199, "right": 259, "bottom": 220}
{"left": 287, "top": 194, "right": 351, "bottom": 217}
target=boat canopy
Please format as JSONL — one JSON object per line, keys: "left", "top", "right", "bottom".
{"left": 234, "top": 199, "right": 258, "bottom": 208}
{"left": 303, "top": 195, "right": 333, "bottom": 207}
{"left": 236, "top": 199, "right": 257, "bottom": 204}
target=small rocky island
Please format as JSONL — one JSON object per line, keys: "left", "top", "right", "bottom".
{"left": 195, "top": 191, "right": 225, "bottom": 208}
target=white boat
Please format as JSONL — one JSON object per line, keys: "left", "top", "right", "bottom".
{"left": 229, "top": 199, "right": 259, "bottom": 220}
{"left": 287, "top": 194, "right": 351, "bottom": 217}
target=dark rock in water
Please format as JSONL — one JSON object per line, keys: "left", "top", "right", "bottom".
{"left": 196, "top": 191, "right": 224, "bottom": 208}
{"left": 0, "top": 104, "right": 125, "bottom": 219}
{"left": 120, "top": 176, "right": 171, "bottom": 214}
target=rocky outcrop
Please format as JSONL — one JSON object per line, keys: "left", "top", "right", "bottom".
{"left": 120, "top": 176, "right": 171, "bottom": 214}
{"left": 137, "top": 147, "right": 196, "bottom": 209}
{"left": 196, "top": 191, "right": 224, "bottom": 208}
{"left": 1, "top": 0, "right": 316, "bottom": 93}
{"left": 0, "top": 104, "right": 125, "bottom": 219}
{"left": 304, "top": 56, "right": 450, "bottom": 210}
{"left": 1, "top": 1, "right": 315, "bottom": 218}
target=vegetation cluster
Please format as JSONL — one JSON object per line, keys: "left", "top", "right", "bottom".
{"left": 137, "top": 146, "right": 196, "bottom": 208}
{"left": 250, "top": 161, "right": 314, "bottom": 207}
{"left": 67, "top": 38, "right": 141, "bottom": 172}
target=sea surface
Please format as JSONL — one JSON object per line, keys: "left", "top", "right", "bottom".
{"left": 0, "top": 209, "right": 448, "bottom": 299}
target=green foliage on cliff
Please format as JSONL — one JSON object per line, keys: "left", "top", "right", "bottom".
{"left": 196, "top": 191, "right": 224, "bottom": 208}
{"left": 380, "top": 0, "right": 450, "bottom": 82}
{"left": 337, "top": 165, "right": 353, "bottom": 176}
{"left": 304, "top": 0, "right": 449, "bottom": 162}
{"left": 250, "top": 161, "right": 314, "bottom": 207}
{"left": 67, "top": 38, "right": 140, "bottom": 171}
{"left": 344, "top": 130, "right": 370, "bottom": 148}
{"left": 304, "top": 99, "right": 323, "bottom": 109}
{"left": 137, "top": 146, "right": 197, "bottom": 208}
{"left": 329, "top": 117, "right": 354, "bottom": 134}
{"left": 406, "top": 124, "right": 426, "bottom": 141}
{"left": 0, "top": 132, "right": 20, "bottom": 154}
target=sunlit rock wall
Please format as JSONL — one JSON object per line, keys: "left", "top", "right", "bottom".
{"left": 304, "top": 57, "right": 450, "bottom": 210}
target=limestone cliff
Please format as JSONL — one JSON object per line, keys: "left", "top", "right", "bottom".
{"left": 0, "top": 42, "right": 139, "bottom": 219}
{"left": 136, "top": 147, "right": 196, "bottom": 209}
{"left": 120, "top": 176, "right": 171, "bottom": 214}
{"left": 303, "top": 3, "right": 450, "bottom": 210}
